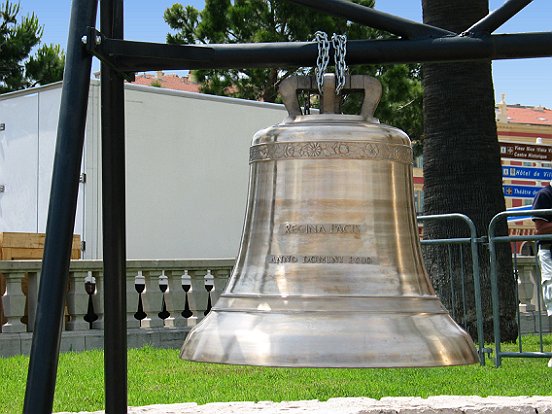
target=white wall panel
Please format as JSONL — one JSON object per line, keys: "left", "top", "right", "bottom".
{"left": 124, "top": 87, "right": 287, "bottom": 259}
{"left": 36, "top": 87, "right": 85, "bottom": 238}
{"left": 82, "top": 82, "right": 101, "bottom": 259}
{"left": 0, "top": 93, "right": 39, "bottom": 232}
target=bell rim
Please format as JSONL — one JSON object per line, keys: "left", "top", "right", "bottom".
{"left": 181, "top": 310, "right": 479, "bottom": 368}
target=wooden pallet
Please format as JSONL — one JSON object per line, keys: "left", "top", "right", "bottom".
{"left": 0, "top": 232, "right": 81, "bottom": 260}
{"left": 0, "top": 233, "right": 80, "bottom": 326}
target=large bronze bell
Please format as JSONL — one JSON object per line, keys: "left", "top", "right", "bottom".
{"left": 181, "top": 74, "right": 478, "bottom": 367}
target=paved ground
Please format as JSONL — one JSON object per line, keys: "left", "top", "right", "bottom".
{"left": 55, "top": 396, "right": 552, "bottom": 413}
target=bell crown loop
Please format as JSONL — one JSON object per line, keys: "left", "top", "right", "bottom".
{"left": 279, "top": 74, "right": 382, "bottom": 121}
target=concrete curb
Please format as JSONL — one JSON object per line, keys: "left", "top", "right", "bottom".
{"left": 55, "top": 396, "right": 552, "bottom": 413}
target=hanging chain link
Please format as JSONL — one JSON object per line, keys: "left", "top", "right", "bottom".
{"left": 314, "top": 31, "right": 348, "bottom": 95}
{"left": 332, "top": 33, "right": 348, "bottom": 95}
{"left": 314, "top": 31, "right": 330, "bottom": 94}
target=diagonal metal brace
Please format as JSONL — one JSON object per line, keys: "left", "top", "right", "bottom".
{"left": 462, "top": 0, "right": 534, "bottom": 36}
{"left": 288, "top": 0, "right": 455, "bottom": 40}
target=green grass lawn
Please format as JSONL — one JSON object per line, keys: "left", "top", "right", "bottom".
{"left": 1, "top": 337, "right": 551, "bottom": 414}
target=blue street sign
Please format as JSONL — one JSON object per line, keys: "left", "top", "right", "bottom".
{"left": 502, "top": 166, "right": 552, "bottom": 180}
{"left": 503, "top": 185, "right": 541, "bottom": 199}
{"left": 506, "top": 205, "right": 532, "bottom": 222}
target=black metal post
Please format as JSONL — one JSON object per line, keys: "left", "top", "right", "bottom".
{"left": 101, "top": 0, "right": 128, "bottom": 412}
{"left": 22, "top": 1, "right": 98, "bottom": 413}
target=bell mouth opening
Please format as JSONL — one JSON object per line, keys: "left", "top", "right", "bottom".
{"left": 181, "top": 309, "right": 478, "bottom": 368}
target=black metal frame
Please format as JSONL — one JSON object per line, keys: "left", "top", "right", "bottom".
{"left": 22, "top": 0, "right": 551, "bottom": 413}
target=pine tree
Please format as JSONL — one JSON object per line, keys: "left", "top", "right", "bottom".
{"left": 0, "top": 1, "right": 64, "bottom": 93}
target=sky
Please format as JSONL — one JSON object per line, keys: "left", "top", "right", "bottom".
{"left": 17, "top": 0, "right": 552, "bottom": 108}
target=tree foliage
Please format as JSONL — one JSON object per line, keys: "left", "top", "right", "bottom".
{"left": 164, "top": 0, "right": 423, "bottom": 147}
{"left": 0, "top": 0, "right": 64, "bottom": 93}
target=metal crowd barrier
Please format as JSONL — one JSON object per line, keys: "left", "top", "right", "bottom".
{"left": 489, "top": 208, "right": 552, "bottom": 367}
{"left": 417, "top": 213, "right": 485, "bottom": 366}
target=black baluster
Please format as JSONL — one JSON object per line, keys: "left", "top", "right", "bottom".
{"left": 204, "top": 270, "right": 214, "bottom": 316}
{"left": 181, "top": 270, "right": 193, "bottom": 319}
{"left": 83, "top": 271, "right": 98, "bottom": 327}
{"left": 158, "top": 271, "right": 170, "bottom": 320}
{"left": 134, "top": 271, "right": 147, "bottom": 321}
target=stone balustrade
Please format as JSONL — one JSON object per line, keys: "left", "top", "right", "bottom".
{"left": 1, "top": 256, "right": 551, "bottom": 356}
{"left": 0, "top": 259, "right": 234, "bottom": 356}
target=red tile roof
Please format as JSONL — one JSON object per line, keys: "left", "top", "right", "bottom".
{"left": 131, "top": 72, "right": 200, "bottom": 93}
{"left": 505, "top": 105, "right": 552, "bottom": 126}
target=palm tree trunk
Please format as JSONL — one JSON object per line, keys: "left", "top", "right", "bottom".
{"left": 422, "top": 0, "right": 518, "bottom": 342}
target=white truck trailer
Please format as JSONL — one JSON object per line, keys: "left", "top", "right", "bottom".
{"left": 0, "top": 81, "right": 288, "bottom": 259}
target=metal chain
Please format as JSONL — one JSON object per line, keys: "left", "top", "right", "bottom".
{"left": 314, "top": 31, "right": 330, "bottom": 94}
{"left": 314, "top": 32, "right": 348, "bottom": 95}
{"left": 332, "top": 33, "right": 348, "bottom": 95}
